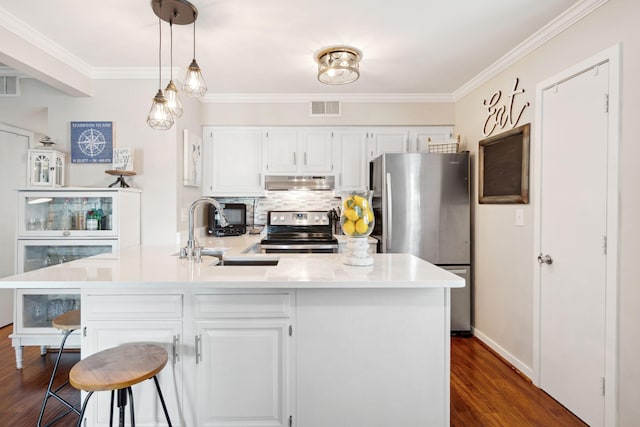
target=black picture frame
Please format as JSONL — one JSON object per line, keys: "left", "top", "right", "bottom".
{"left": 478, "top": 123, "right": 530, "bottom": 204}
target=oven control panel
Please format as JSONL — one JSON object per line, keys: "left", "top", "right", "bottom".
{"left": 268, "top": 211, "right": 330, "bottom": 226}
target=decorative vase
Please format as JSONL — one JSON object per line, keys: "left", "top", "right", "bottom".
{"left": 340, "top": 190, "right": 375, "bottom": 266}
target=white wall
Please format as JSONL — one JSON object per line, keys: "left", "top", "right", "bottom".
{"left": 454, "top": 0, "right": 640, "bottom": 423}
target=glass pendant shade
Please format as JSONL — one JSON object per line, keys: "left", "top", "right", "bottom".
{"left": 147, "top": 89, "right": 175, "bottom": 130}
{"left": 183, "top": 59, "right": 207, "bottom": 97}
{"left": 165, "top": 80, "right": 183, "bottom": 118}
{"left": 316, "top": 46, "right": 362, "bottom": 85}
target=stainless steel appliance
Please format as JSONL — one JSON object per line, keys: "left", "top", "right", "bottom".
{"left": 260, "top": 211, "right": 338, "bottom": 253}
{"left": 208, "top": 203, "right": 246, "bottom": 236}
{"left": 370, "top": 152, "right": 472, "bottom": 335}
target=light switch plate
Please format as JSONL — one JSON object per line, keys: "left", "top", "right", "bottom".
{"left": 515, "top": 208, "right": 524, "bottom": 226}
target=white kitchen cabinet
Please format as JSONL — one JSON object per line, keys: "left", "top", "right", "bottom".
{"left": 333, "top": 129, "right": 368, "bottom": 192}
{"left": 10, "top": 188, "right": 140, "bottom": 368}
{"left": 413, "top": 126, "right": 455, "bottom": 152}
{"left": 195, "top": 319, "right": 290, "bottom": 427}
{"left": 203, "top": 127, "right": 265, "bottom": 196}
{"left": 265, "top": 128, "right": 334, "bottom": 175}
{"left": 192, "top": 291, "right": 293, "bottom": 427}
{"left": 82, "top": 293, "right": 184, "bottom": 427}
{"left": 366, "top": 127, "right": 410, "bottom": 161}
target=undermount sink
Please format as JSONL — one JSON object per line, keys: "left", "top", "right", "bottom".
{"left": 217, "top": 256, "right": 279, "bottom": 266}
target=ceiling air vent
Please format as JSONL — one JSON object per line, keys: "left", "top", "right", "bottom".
{"left": 0, "top": 76, "right": 19, "bottom": 96}
{"left": 310, "top": 100, "right": 341, "bottom": 116}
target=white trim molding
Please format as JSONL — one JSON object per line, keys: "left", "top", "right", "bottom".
{"left": 199, "top": 92, "right": 455, "bottom": 104}
{"left": 474, "top": 329, "right": 534, "bottom": 380}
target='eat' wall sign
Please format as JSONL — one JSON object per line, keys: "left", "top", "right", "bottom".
{"left": 482, "top": 78, "right": 530, "bottom": 137}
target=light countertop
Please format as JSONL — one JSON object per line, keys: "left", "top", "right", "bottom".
{"left": 1, "top": 235, "right": 463, "bottom": 290}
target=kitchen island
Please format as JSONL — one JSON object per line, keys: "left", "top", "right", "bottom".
{"left": 1, "top": 243, "right": 463, "bottom": 427}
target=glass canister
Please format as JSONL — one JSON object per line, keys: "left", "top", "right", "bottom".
{"left": 340, "top": 190, "right": 375, "bottom": 266}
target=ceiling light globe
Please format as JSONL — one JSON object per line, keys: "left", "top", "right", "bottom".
{"left": 316, "top": 46, "right": 362, "bottom": 85}
{"left": 164, "top": 80, "right": 184, "bottom": 118}
{"left": 147, "top": 90, "right": 175, "bottom": 130}
{"left": 183, "top": 60, "right": 208, "bottom": 97}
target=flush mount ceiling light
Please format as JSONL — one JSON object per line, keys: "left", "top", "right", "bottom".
{"left": 147, "top": 0, "right": 205, "bottom": 130}
{"left": 315, "top": 46, "right": 362, "bottom": 85}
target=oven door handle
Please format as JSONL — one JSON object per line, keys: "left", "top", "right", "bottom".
{"left": 261, "top": 244, "right": 338, "bottom": 251}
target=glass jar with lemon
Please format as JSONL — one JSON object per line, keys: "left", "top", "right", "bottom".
{"left": 340, "top": 190, "right": 375, "bottom": 266}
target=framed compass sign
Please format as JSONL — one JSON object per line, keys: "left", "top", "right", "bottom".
{"left": 70, "top": 121, "right": 113, "bottom": 163}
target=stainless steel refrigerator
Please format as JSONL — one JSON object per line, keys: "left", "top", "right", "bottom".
{"left": 370, "top": 152, "right": 472, "bottom": 334}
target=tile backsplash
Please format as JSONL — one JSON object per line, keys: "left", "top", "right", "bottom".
{"left": 217, "top": 191, "right": 341, "bottom": 225}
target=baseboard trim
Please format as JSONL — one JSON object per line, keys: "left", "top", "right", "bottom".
{"left": 473, "top": 329, "right": 534, "bottom": 381}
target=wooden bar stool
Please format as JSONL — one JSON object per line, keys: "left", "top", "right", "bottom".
{"left": 37, "top": 309, "right": 81, "bottom": 427}
{"left": 69, "top": 343, "right": 172, "bottom": 427}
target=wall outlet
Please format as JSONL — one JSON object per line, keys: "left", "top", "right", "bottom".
{"left": 515, "top": 208, "right": 524, "bottom": 226}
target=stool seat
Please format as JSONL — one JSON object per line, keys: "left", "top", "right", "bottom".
{"left": 52, "top": 309, "right": 80, "bottom": 332}
{"left": 70, "top": 343, "right": 168, "bottom": 392}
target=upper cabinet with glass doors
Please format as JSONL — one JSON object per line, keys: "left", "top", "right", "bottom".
{"left": 17, "top": 188, "right": 141, "bottom": 240}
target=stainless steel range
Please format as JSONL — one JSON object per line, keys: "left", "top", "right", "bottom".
{"left": 260, "top": 211, "right": 338, "bottom": 253}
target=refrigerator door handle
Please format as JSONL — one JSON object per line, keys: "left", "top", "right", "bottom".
{"left": 386, "top": 172, "right": 393, "bottom": 251}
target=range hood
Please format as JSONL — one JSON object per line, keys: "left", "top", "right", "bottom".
{"left": 265, "top": 175, "right": 335, "bottom": 191}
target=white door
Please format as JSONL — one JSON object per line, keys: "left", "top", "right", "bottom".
{"left": 0, "top": 125, "right": 30, "bottom": 327}
{"left": 538, "top": 64, "right": 609, "bottom": 426}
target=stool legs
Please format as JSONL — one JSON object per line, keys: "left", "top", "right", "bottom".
{"left": 37, "top": 329, "right": 80, "bottom": 427}
{"left": 75, "top": 376, "right": 171, "bottom": 427}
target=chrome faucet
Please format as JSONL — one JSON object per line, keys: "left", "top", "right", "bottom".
{"left": 180, "top": 197, "right": 229, "bottom": 262}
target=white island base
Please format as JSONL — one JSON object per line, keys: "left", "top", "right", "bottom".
{"left": 81, "top": 286, "right": 450, "bottom": 427}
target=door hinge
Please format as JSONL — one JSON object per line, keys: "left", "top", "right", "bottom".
{"left": 83, "top": 326, "right": 87, "bottom": 337}
{"left": 604, "top": 93, "right": 609, "bottom": 113}
{"left": 289, "top": 325, "right": 293, "bottom": 336}
{"left": 601, "top": 376, "right": 605, "bottom": 396}
{"left": 289, "top": 415, "right": 293, "bottom": 426}
{"left": 603, "top": 235, "right": 607, "bottom": 255}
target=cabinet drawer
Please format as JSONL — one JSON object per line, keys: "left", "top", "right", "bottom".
{"left": 84, "top": 294, "right": 183, "bottom": 320}
{"left": 194, "top": 292, "right": 291, "bottom": 318}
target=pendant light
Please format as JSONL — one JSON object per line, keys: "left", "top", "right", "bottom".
{"left": 164, "top": 20, "right": 184, "bottom": 118}
{"left": 183, "top": 16, "right": 207, "bottom": 97}
{"left": 147, "top": 16, "right": 174, "bottom": 130}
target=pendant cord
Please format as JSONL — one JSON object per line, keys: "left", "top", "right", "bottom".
{"left": 170, "top": 20, "right": 174, "bottom": 80}
{"left": 192, "top": 14, "right": 196, "bottom": 60}
{"left": 158, "top": 16, "right": 162, "bottom": 89}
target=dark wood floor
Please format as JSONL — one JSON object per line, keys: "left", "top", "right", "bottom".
{"left": 0, "top": 324, "right": 586, "bottom": 426}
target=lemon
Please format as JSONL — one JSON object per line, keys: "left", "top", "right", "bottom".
{"left": 345, "top": 208, "right": 360, "bottom": 221}
{"left": 353, "top": 195, "right": 365, "bottom": 207}
{"left": 355, "top": 219, "right": 369, "bottom": 234}
{"left": 365, "top": 208, "right": 374, "bottom": 222}
{"left": 342, "top": 220, "right": 356, "bottom": 235}
{"left": 343, "top": 197, "right": 354, "bottom": 210}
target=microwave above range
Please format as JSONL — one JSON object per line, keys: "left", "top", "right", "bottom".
{"left": 207, "top": 203, "right": 247, "bottom": 236}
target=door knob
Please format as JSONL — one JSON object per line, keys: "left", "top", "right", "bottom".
{"left": 537, "top": 253, "right": 553, "bottom": 265}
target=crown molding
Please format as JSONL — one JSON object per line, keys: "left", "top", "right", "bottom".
{"left": 0, "top": 6, "right": 93, "bottom": 77}
{"left": 452, "top": 0, "right": 608, "bottom": 101}
{"left": 200, "top": 93, "right": 455, "bottom": 104}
